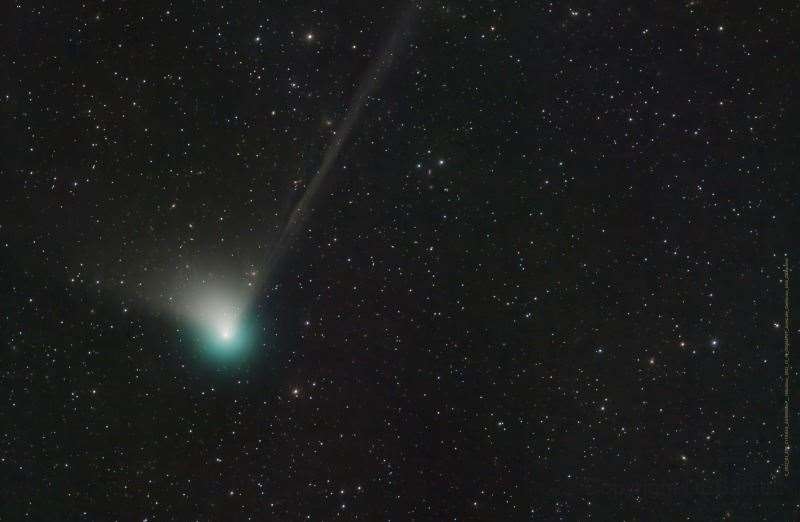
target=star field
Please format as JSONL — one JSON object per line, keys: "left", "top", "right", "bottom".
{"left": 1, "top": 1, "right": 797, "bottom": 520}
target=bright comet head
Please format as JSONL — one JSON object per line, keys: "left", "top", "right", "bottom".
{"left": 215, "top": 320, "right": 241, "bottom": 347}
{"left": 174, "top": 282, "right": 258, "bottom": 362}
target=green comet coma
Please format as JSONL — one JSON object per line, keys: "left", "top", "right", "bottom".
{"left": 191, "top": 314, "right": 260, "bottom": 364}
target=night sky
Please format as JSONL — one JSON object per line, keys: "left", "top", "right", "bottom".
{"left": 2, "top": 1, "right": 798, "bottom": 520}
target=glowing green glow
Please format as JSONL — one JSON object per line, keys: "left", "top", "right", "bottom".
{"left": 172, "top": 282, "right": 262, "bottom": 366}
{"left": 192, "top": 312, "right": 259, "bottom": 363}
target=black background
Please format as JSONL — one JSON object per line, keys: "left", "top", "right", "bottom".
{"left": 1, "top": 1, "right": 797, "bottom": 519}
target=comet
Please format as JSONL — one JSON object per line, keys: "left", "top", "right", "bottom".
{"left": 158, "top": 5, "right": 417, "bottom": 361}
